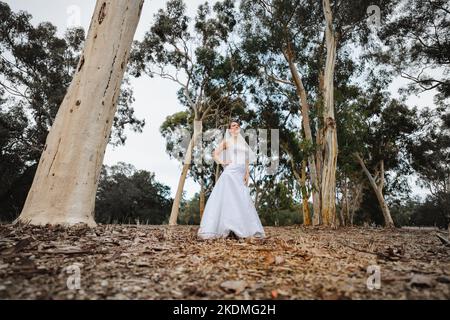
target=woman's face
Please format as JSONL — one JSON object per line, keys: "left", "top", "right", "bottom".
{"left": 230, "top": 121, "right": 240, "bottom": 136}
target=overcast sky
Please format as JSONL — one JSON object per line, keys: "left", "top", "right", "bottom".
{"left": 5, "top": 0, "right": 435, "bottom": 199}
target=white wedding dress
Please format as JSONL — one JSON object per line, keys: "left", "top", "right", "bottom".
{"left": 197, "top": 136, "right": 265, "bottom": 240}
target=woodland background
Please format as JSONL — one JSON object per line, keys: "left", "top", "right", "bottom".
{"left": 0, "top": 0, "right": 449, "bottom": 229}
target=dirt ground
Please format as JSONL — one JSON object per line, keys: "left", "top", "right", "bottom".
{"left": 0, "top": 224, "right": 449, "bottom": 300}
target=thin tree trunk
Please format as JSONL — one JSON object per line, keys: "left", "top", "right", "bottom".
{"left": 254, "top": 188, "right": 260, "bottom": 209}
{"left": 168, "top": 120, "right": 202, "bottom": 225}
{"left": 355, "top": 154, "right": 395, "bottom": 228}
{"left": 338, "top": 204, "right": 345, "bottom": 227}
{"left": 169, "top": 160, "right": 189, "bottom": 225}
{"left": 285, "top": 144, "right": 311, "bottom": 226}
{"left": 215, "top": 162, "right": 220, "bottom": 184}
{"left": 349, "top": 182, "right": 363, "bottom": 226}
{"left": 320, "top": 0, "right": 338, "bottom": 227}
{"left": 254, "top": 175, "right": 261, "bottom": 209}
{"left": 315, "top": 72, "right": 324, "bottom": 225}
{"left": 284, "top": 46, "right": 321, "bottom": 225}
{"left": 338, "top": 179, "right": 347, "bottom": 227}
{"left": 199, "top": 182, "right": 205, "bottom": 220}
{"left": 16, "top": 0, "right": 144, "bottom": 226}
{"left": 378, "top": 159, "right": 385, "bottom": 190}
{"left": 301, "top": 160, "right": 311, "bottom": 226}
{"left": 343, "top": 178, "right": 350, "bottom": 225}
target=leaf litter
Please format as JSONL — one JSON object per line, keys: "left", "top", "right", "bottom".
{"left": 0, "top": 224, "right": 448, "bottom": 299}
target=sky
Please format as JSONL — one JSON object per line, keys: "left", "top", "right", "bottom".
{"left": 5, "top": 0, "right": 435, "bottom": 199}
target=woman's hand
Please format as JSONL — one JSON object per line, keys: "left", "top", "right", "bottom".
{"left": 244, "top": 171, "right": 249, "bottom": 186}
{"left": 221, "top": 159, "right": 232, "bottom": 167}
{"left": 213, "top": 140, "right": 230, "bottom": 167}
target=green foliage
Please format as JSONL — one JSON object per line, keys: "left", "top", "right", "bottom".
{"left": 133, "top": 0, "right": 251, "bottom": 198}
{"left": 408, "top": 108, "right": 450, "bottom": 197}
{"left": 410, "top": 193, "right": 449, "bottom": 229}
{"left": 95, "top": 162, "right": 172, "bottom": 224}
{"left": 178, "top": 193, "right": 201, "bottom": 225}
{"left": 256, "top": 179, "right": 302, "bottom": 226}
{"left": 130, "top": 0, "right": 245, "bottom": 101}
{"left": 377, "top": 0, "right": 450, "bottom": 102}
{"left": 260, "top": 207, "right": 302, "bottom": 226}
{"left": 407, "top": 108, "right": 450, "bottom": 227}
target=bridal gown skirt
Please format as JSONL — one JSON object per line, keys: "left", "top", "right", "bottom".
{"left": 197, "top": 163, "right": 265, "bottom": 239}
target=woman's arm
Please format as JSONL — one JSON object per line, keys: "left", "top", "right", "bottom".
{"left": 212, "top": 140, "right": 231, "bottom": 166}
{"left": 244, "top": 159, "right": 250, "bottom": 185}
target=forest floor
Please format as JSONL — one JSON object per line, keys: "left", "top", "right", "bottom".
{"left": 0, "top": 224, "right": 449, "bottom": 300}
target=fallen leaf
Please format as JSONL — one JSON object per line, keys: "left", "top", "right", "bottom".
{"left": 271, "top": 290, "right": 278, "bottom": 299}
{"left": 264, "top": 252, "right": 275, "bottom": 265}
{"left": 409, "top": 274, "right": 434, "bottom": 288}
{"left": 275, "top": 256, "right": 285, "bottom": 265}
{"left": 435, "top": 275, "right": 450, "bottom": 284}
{"left": 1, "top": 238, "right": 31, "bottom": 256}
{"left": 220, "top": 280, "right": 247, "bottom": 294}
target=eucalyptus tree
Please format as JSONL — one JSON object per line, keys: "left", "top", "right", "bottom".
{"left": 0, "top": 2, "right": 145, "bottom": 222}
{"left": 240, "top": 0, "right": 399, "bottom": 226}
{"left": 338, "top": 87, "right": 417, "bottom": 228}
{"left": 131, "top": 0, "right": 252, "bottom": 224}
{"left": 14, "top": 0, "right": 144, "bottom": 226}
{"left": 408, "top": 108, "right": 450, "bottom": 233}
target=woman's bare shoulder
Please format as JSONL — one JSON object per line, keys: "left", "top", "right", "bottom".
{"left": 220, "top": 139, "right": 229, "bottom": 149}
{"left": 214, "top": 139, "right": 228, "bottom": 152}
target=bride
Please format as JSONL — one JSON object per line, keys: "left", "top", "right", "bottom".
{"left": 197, "top": 120, "right": 265, "bottom": 240}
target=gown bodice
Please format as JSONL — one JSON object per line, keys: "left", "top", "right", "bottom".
{"left": 222, "top": 139, "right": 254, "bottom": 165}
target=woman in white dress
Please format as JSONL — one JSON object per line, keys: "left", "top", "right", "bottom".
{"left": 197, "top": 120, "right": 265, "bottom": 240}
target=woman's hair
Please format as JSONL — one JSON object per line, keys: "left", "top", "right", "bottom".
{"left": 229, "top": 118, "right": 240, "bottom": 128}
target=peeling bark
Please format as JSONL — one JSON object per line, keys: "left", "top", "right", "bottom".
{"left": 16, "top": 0, "right": 144, "bottom": 226}
{"left": 320, "top": 0, "right": 338, "bottom": 227}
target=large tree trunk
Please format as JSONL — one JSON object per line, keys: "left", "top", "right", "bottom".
{"left": 320, "top": 0, "right": 338, "bottom": 227}
{"left": 168, "top": 120, "right": 202, "bottom": 225}
{"left": 355, "top": 154, "right": 395, "bottom": 228}
{"left": 284, "top": 46, "right": 321, "bottom": 225}
{"left": 313, "top": 38, "right": 326, "bottom": 227}
{"left": 16, "top": 0, "right": 144, "bottom": 227}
